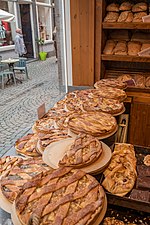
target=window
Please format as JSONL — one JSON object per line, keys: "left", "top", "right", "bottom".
{"left": 0, "top": 1, "right": 16, "bottom": 47}
{"left": 38, "top": 5, "right": 52, "bottom": 40}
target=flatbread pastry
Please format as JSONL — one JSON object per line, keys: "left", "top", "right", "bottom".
{"left": 15, "top": 167, "right": 105, "bottom": 225}
{"left": 0, "top": 158, "right": 51, "bottom": 203}
{"left": 15, "top": 133, "right": 40, "bottom": 157}
{"left": 59, "top": 133, "right": 103, "bottom": 168}
{"left": 94, "top": 78, "right": 127, "bottom": 89}
{"left": 68, "top": 111, "right": 117, "bottom": 137}
{"left": 143, "top": 155, "right": 150, "bottom": 166}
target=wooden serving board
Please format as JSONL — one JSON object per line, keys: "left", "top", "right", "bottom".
{"left": 0, "top": 188, "right": 13, "bottom": 214}
{"left": 43, "top": 138, "right": 112, "bottom": 175}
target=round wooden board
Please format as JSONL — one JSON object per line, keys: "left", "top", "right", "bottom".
{"left": 112, "top": 106, "right": 125, "bottom": 117}
{"left": 93, "top": 195, "right": 107, "bottom": 225}
{"left": 11, "top": 202, "right": 22, "bottom": 225}
{"left": 43, "top": 138, "right": 112, "bottom": 174}
{"left": 68, "top": 125, "right": 118, "bottom": 140}
{"left": 0, "top": 188, "right": 13, "bottom": 214}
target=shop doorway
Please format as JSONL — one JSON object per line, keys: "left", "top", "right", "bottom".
{"left": 20, "top": 4, "right": 34, "bottom": 58}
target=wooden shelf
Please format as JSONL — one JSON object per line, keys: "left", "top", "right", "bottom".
{"left": 101, "top": 55, "right": 150, "bottom": 63}
{"left": 102, "top": 22, "right": 150, "bottom": 30}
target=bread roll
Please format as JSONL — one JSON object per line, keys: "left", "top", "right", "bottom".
{"left": 103, "top": 40, "right": 116, "bottom": 55}
{"left": 106, "top": 3, "right": 119, "bottom": 12}
{"left": 118, "top": 11, "right": 133, "bottom": 22}
{"left": 133, "top": 12, "right": 147, "bottom": 22}
{"left": 128, "top": 41, "right": 141, "bottom": 55}
{"left": 119, "top": 2, "right": 133, "bottom": 11}
{"left": 104, "top": 12, "right": 119, "bottom": 22}
{"left": 113, "top": 41, "right": 127, "bottom": 55}
{"left": 132, "top": 2, "right": 147, "bottom": 12}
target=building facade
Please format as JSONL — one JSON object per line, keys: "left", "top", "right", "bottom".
{"left": 0, "top": 0, "right": 55, "bottom": 59}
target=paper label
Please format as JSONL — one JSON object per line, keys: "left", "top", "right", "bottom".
{"left": 37, "top": 103, "right": 46, "bottom": 119}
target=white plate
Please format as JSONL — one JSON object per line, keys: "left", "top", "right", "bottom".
{"left": 43, "top": 138, "right": 112, "bottom": 174}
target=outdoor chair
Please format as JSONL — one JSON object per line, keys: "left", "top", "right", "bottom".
{"left": 13, "top": 58, "right": 29, "bottom": 80}
{"left": 0, "top": 70, "right": 16, "bottom": 89}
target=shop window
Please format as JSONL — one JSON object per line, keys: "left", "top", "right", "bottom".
{"left": 36, "top": 0, "right": 50, "bottom": 4}
{"left": 0, "top": 1, "right": 16, "bottom": 47}
{"left": 38, "top": 6, "right": 52, "bottom": 40}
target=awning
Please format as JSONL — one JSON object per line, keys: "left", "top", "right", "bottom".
{"left": 0, "top": 9, "right": 15, "bottom": 22}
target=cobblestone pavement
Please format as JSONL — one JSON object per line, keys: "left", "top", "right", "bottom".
{"left": 0, "top": 57, "right": 66, "bottom": 157}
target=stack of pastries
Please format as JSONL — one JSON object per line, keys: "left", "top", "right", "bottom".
{"left": 102, "top": 143, "right": 137, "bottom": 196}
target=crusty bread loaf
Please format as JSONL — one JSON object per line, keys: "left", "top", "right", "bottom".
{"left": 132, "top": 2, "right": 147, "bottom": 12}
{"left": 104, "top": 12, "right": 119, "bottom": 22}
{"left": 103, "top": 40, "right": 116, "bottom": 55}
{"left": 117, "top": 74, "right": 132, "bottom": 83}
{"left": 134, "top": 74, "right": 146, "bottom": 88}
{"left": 118, "top": 11, "right": 133, "bottom": 22}
{"left": 119, "top": 2, "right": 133, "bottom": 11}
{"left": 106, "top": 3, "right": 119, "bottom": 12}
{"left": 128, "top": 41, "right": 141, "bottom": 55}
{"left": 113, "top": 41, "right": 127, "bottom": 55}
{"left": 133, "top": 12, "right": 147, "bottom": 22}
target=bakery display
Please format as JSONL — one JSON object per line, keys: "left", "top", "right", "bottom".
{"left": 102, "top": 143, "right": 137, "bottom": 196}
{"left": 103, "top": 40, "right": 116, "bottom": 55}
{"left": 106, "top": 3, "right": 119, "bottom": 12}
{"left": 15, "top": 133, "right": 40, "bottom": 157}
{"left": 128, "top": 41, "right": 142, "bottom": 56}
{"left": 119, "top": 2, "right": 133, "bottom": 11}
{"left": 113, "top": 41, "right": 127, "bottom": 55}
{"left": 104, "top": 12, "right": 119, "bottom": 22}
{"left": 15, "top": 167, "right": 105, "bottom": 225}
{"left": 0, "top": 158, "right": 51, "bottom": 203}
{"left": 68, "top": 111, "right": 117, "bottom": 137}
{"left": 58, "top": 133, "right": 103, "bottom": 168}
{"left": 94, "top": 78, "right": 127, "bottom": 89}
{"left": 132, "top": 2, "right": 147, "bottom": 12}
{"left": 117, "top": 11, "right": 133, "bottom": 22}
{"left": 37, "top": 129, "right": 70, "bottom": 154}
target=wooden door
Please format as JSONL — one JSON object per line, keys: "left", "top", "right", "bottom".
{"left": 129, "top": 97, "right": 150, "bottom": 147}
{"left": 70, "top": 0, "right": 95, "bottom": 86}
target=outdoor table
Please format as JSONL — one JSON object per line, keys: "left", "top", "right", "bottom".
{"left": 1, "top": 58, "right": 22, "bottom": 84}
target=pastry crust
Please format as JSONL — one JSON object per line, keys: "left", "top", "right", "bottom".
{"left": 0, "top": 158, "right": 51, "bottom": 203}
{"left": 15, "top": 168, "right": 105, "bottom": 225}
{"left": 145, "top": 76, "right": 150, "bottom": 87}
{"left": 103, "top": 217, "right": 125, "bottom": 225}
{"left": 103, "top": 40, "right": 116, "bottom": 55}
{"left": 128, "top": 41, "right": 141, "bottom": 56}
{"left": 94, "top": 78, "right": 127, "bottom": 89}
{"left": 132, "top": 2, "right": 147, "bottom": 12}
{"left": 59, "top": 133, "right": 103, "bottom": 167}
{"left": 113, "top": 41, "right": 127, "bottom": 55}
{"left": 117, "top": 74, "right": 132, "bottom": 83}
{"left": 134, "top": 74, "right": 145, "bottom": 88}
{"left": 68, "top": 111, "right": 117, "bottom": 137}
{"left": 133, "top": 12, "right": 147, "bottom": 22}
{"left": 106, "top": 3, "right": 119, "bottom": 12}
{"left": 0, "top": 156, "right": 22, "bottom": 177}
{"left": 15, "top": 133, "right": 40, "bottom": 157}
{"left": 117, "top": 11, "right": 133, "bottom": 22}
{"left": 143, "top": 155, "right": 150, "bottom": 166}
{"left": 119, "top": 2, "right": 133, "bottom": 11}
{"left": 104, "top": 12, "right": 119, "bottom": 22}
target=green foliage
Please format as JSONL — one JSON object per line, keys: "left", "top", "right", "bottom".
{"left": 37, "top": 38, "right": 45, "bottom": 52}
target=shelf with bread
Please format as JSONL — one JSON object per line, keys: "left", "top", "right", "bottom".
{"left": 102, "top": 22, "right": 150, "bottom": 29}
{"left": 102, "top": 54, "right": 150, "bottom": 62}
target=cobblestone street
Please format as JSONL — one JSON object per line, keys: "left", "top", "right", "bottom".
{"left": 0, "top": 57, "right": 65, "bottom": 157}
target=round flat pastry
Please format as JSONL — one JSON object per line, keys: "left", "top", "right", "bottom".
{"left": 68, "top": 111, "right": 117, "bottom": 137}
{"left": 81, "top": 97, "right": 124, "bottom": 115}
{"left": 33, "top": 117, "right": 55, "bottom": 134}
{"left": 37, "top": 129, "right": 70, "bottom": 154}
{"left": 15, "top": 167, "right": 105, "bottom": 225}
{"left": 15, "top": 133, "right": 40, "bottom": 157}
{"left": 0, "top": 156, "right": 22, "bottom": 177}
{"left": 58, "top": 133, "right": 103, "bottom": 168}
{"left": 55, "top": 98, "right": 82, "bottom": 112}
{"left": 102, "top": 162, "right": 137, "bottom": 196}
{"left": 143, "top": 155, "right": 150, "bottom": 166}
{"left": 0, "top": 158, "right": 51, "bottom": 203}
{"left": 91, "top": 87, "right": 127, "bottom": 102}
{"left": 94, "top": 78, "right": 127, "bottom": 89}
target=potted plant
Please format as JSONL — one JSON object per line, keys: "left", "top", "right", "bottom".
{"left": 38, "top": 38, "right": 47, "bottom": 61}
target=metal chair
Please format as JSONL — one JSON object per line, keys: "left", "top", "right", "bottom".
{"left": 0, "top": 70, "right": 16, "bottom": 89}
{"left": 13, "top": 58, "right": 29, "bottom": 80}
